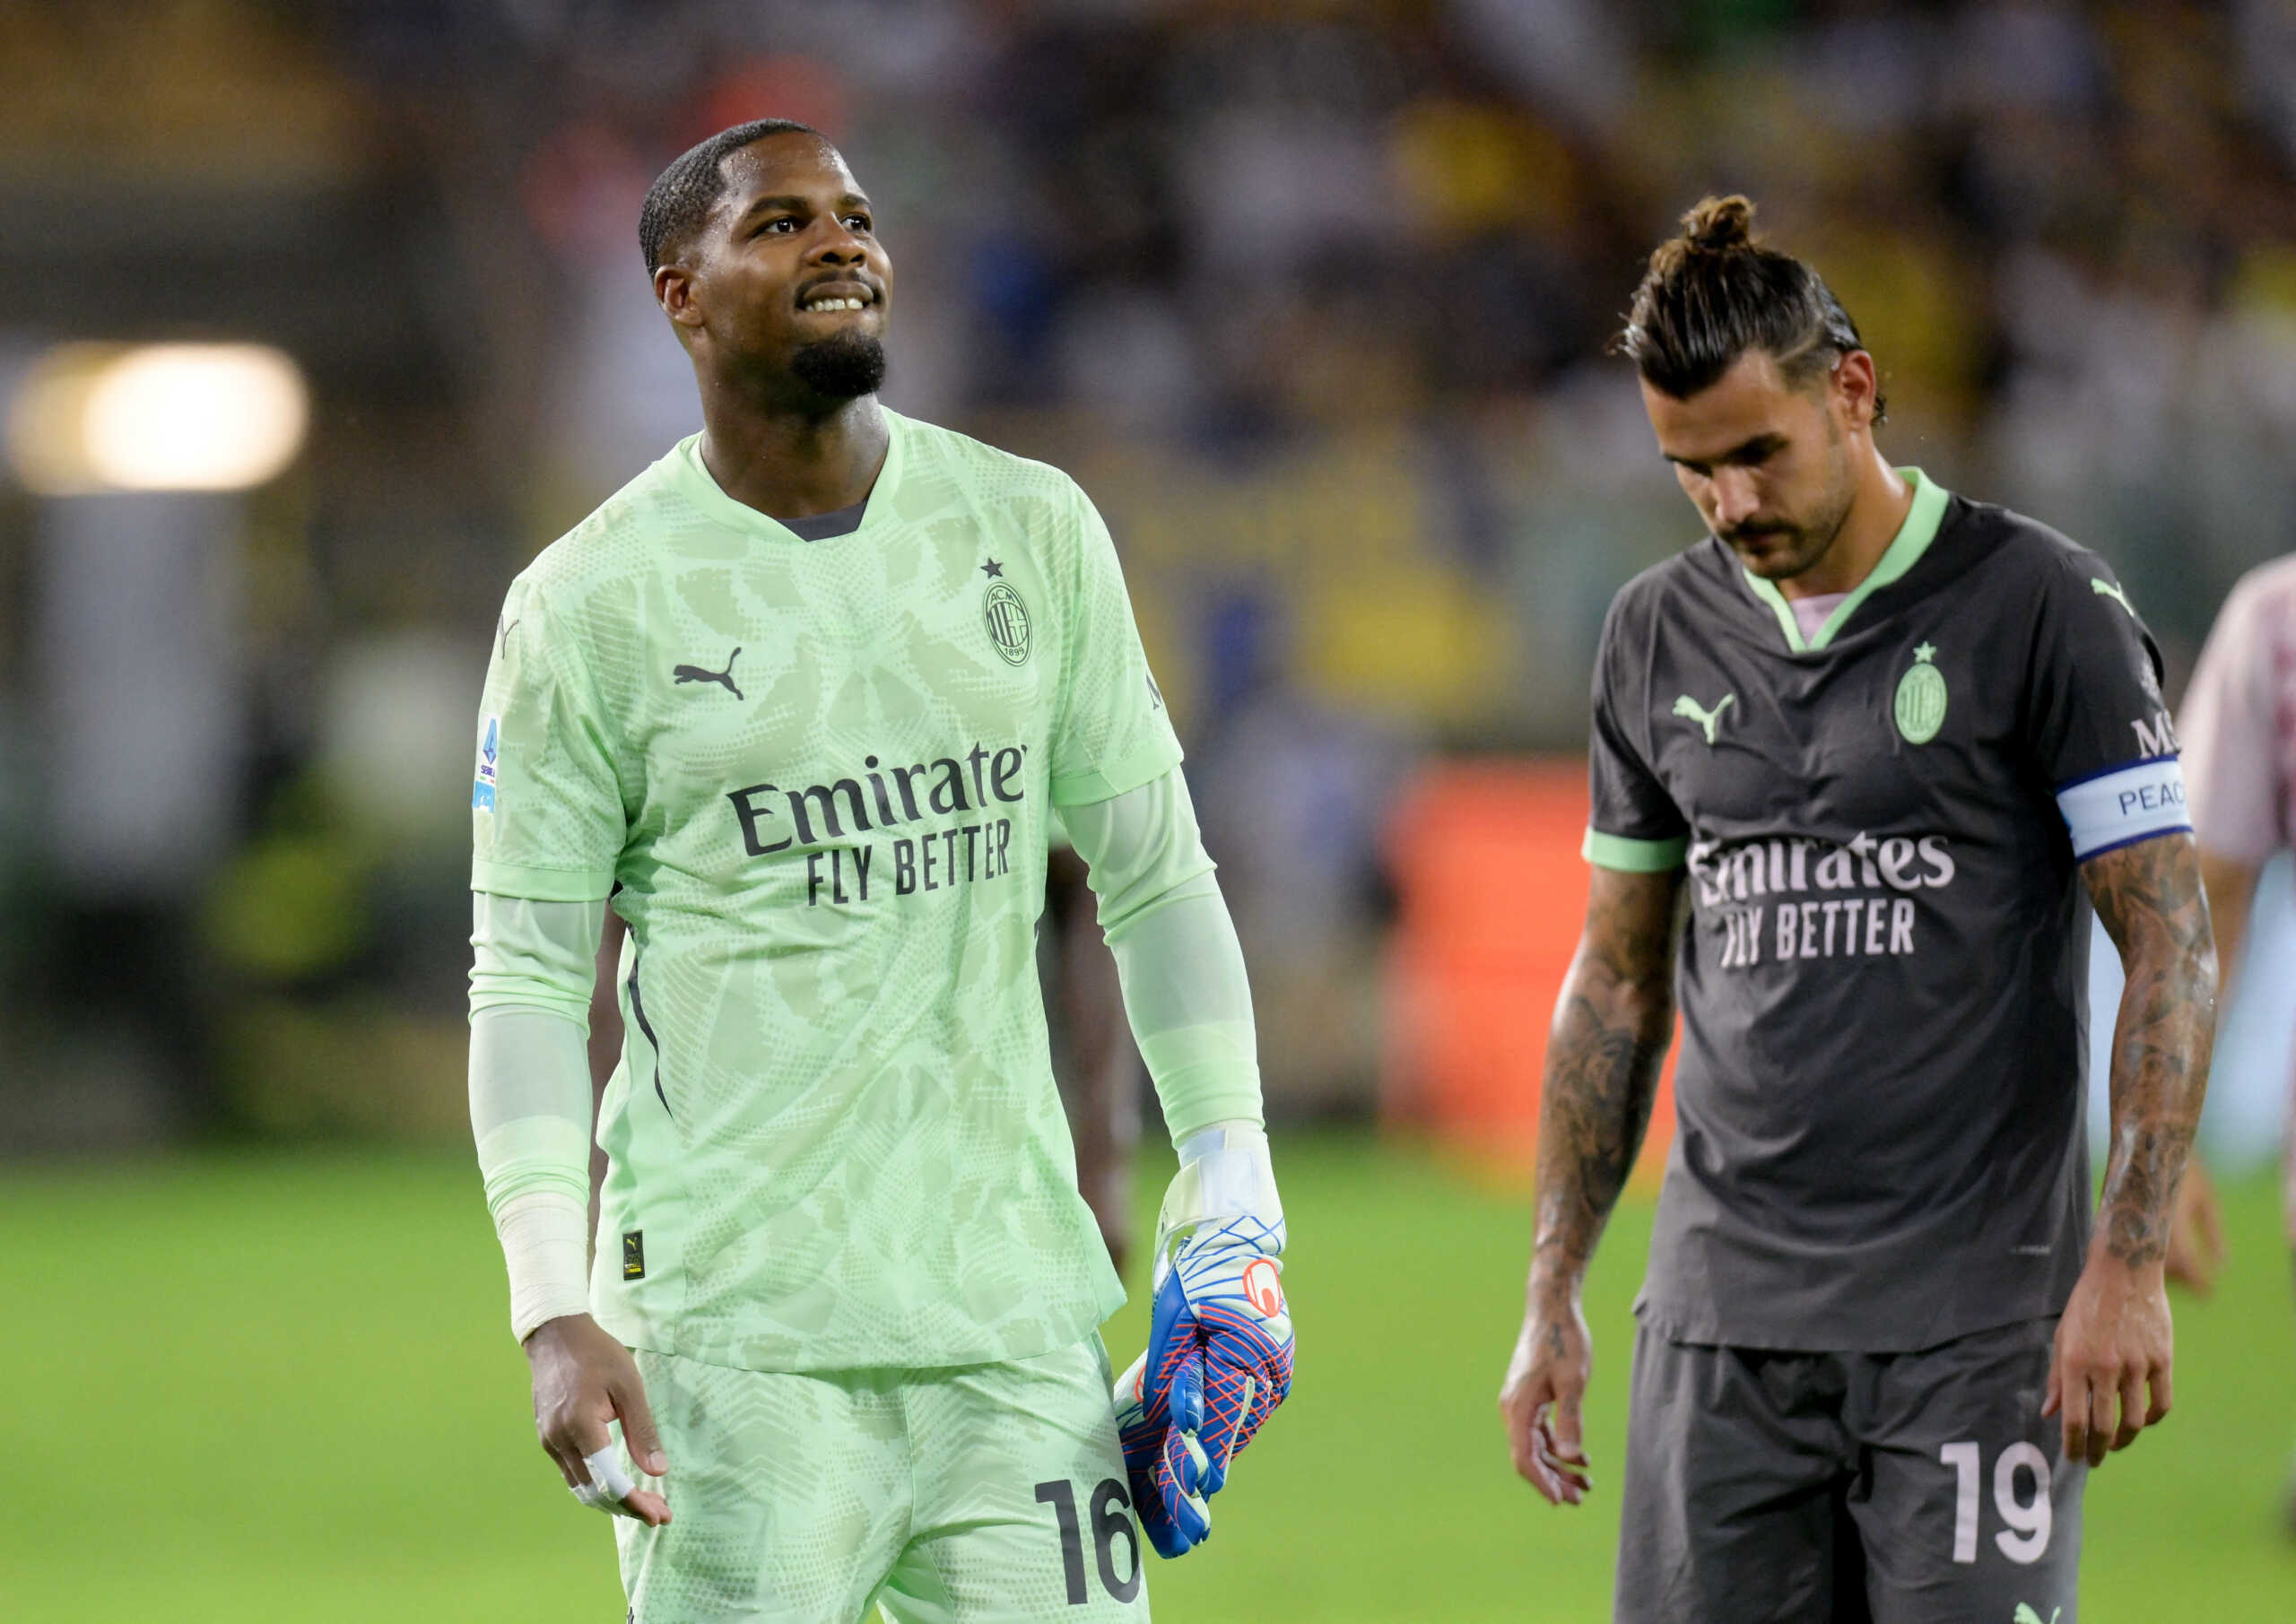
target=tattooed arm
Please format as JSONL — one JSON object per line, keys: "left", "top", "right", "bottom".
{"left": 2045, "top": 830, "right": 2217, "bottom": 1467}
{"left": 1500, "top": 864, "right": 1684, "bottom": 1504}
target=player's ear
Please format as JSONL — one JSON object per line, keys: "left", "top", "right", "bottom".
{"left": 655, "top": 261, "right": 706, "bottom": 333}
{"left": 1831, "top": 349, "right": 1880, "bottom": 431}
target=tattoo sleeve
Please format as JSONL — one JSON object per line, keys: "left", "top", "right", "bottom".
{"left": 1529, "top": 866, "right": 1685, "bottom": 1299}
{"left": 2082, "top": 831, "right": 2218, "bottom": 1268}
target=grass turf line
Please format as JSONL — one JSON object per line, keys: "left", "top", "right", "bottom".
{"left": 4, "top": 1134, "right": 2291, "bottom": 1620}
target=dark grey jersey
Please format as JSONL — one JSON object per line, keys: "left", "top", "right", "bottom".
{"left": 1587, "top": 471, "right": 2188, "bottom": 1351}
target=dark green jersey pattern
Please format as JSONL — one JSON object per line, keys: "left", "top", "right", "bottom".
{"left": 1587, "top": 472, "right": 2181, "bottom": 1351}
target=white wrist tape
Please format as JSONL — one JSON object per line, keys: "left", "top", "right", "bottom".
{"left": 1170, "top": 1120, "right": 1283, "bottom": 1227}
{"left": 1154, "top": 1120, "right": 1283, "bottom": 1282}
{"left": 497, "top": 1190, "right": 593, "bottom": 1343}
{"left": 572, "top": 1445, "right": 639, "bottom": 1511}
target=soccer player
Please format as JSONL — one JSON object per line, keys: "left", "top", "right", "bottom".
{"left": 1497, "top": 196, "right": 2218, "bottom": 1621}
{"left": 466, "top": 120, "right": 1292, "bottom": 1622}
{"left": 2175, "top": 548, "right": 2296, "bottom": 1518}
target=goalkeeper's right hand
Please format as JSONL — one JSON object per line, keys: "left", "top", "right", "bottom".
{"left": 526, "top": 1313, "right": 673, "bottom": 1525}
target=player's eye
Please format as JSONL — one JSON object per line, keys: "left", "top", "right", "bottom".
{"left": 756, "top": 217, "right": 800, "bottom": 237}
{"left": 841, "top": 213, "right": 873, "bottom": 233}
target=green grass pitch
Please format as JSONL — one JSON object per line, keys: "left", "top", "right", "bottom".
{"left": 6, "top": 1132, "right": 2292, "bottom": 1620}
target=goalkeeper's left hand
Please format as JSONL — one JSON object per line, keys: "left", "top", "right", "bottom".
{"left": 1113, "top": 1121, "right": 1292, "bottom": 1558}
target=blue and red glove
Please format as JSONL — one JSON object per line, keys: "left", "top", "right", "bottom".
{"left": 1112, "top": 1124, "right": 1292, "bottom": 1558}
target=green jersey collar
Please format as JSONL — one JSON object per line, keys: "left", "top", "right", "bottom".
{"left": 1739, "top": 467, "right": 1950, "bottom": 653}
{"left": 666, "top": 408, "right": 908, "bottom": 543}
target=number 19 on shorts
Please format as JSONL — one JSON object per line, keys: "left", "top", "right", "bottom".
{"left": 1940, "top": 1440, "right": 2053, "bottom": 1564}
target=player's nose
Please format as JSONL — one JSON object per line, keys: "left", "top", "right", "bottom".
{"left": 810, "top": 221, "right": 870, "bottom": 265}
{"left": 1709, "top": 473, "right": 1761, "bottom": 528}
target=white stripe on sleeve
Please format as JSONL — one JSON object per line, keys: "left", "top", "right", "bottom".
{"left": 2055, "top": 756, "right": 2192, "bottom": 860}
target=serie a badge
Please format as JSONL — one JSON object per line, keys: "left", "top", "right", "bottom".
{"left": 1893, "top": 643, "right": 1947, "bottom": 744}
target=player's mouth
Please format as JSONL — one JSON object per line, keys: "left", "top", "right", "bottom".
{"left": 797, "top": 281, "right": 882, "bottom": 315}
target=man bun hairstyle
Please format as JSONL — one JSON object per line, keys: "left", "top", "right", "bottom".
{"left": 1614, "top": 194, "right": 1882, "bottom": 419}
{"left": 639, "top": 117, "right": 825, "bottom": 275}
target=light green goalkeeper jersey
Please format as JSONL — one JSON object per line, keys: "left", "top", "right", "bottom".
{"left": 472, "top": 412, "right": 1182, "bottom": 1373}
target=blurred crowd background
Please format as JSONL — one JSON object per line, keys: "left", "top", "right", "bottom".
{"left": 1, "top": 0, "right": 2292, "bottom": 1157}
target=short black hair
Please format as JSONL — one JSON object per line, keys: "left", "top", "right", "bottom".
{"left": 639, "top": 118, "right": 825, "bottom": 275}
{"left": 1614, "top": 195, "right": 1882, "bottom": 419}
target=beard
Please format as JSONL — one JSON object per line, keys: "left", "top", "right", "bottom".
{"left": 1722, "top": 507, "right": 1846, "bottom": 579}
{"left": 790, "top": 331, "right": 888, "bottom": 401}
{"left": 1721, "top": 427, "right": 1857, "bottom": 580}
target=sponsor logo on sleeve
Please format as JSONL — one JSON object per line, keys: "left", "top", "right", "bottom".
{"left": 2131, "top": 709, "right": 2178, "bottom": 756}
{"left": 2090, "top": 578, "right": 2136, "bottom": 617}
{"left": 472, "top": 715, "right": 500, "bottom": 812}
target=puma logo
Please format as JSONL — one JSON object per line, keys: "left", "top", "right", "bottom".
{"left": 1672, "top": 691, "right": 1735, "bottom": 744}
{"left": 673, "top": 647, "right": 744, "bottom": 701}
{"left": 2091, "top": 578, "right": 2135, "bottom": 617}
{"left": 2013, "top": 1605, "right": 2061, "bottom": 1624}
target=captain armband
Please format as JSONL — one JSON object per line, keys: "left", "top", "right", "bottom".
{"left": 2054, "top": 755, "right": 2191, "bottom": 861}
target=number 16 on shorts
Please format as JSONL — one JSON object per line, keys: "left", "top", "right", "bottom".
{"left": 1034, "top": 1478, "right": 1144, "bottom": 1605}
{"left": 1940, "top": 1440, "right": 2054, "bottom": 1565}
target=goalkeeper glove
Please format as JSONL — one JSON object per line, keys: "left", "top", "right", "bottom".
{"left": 1113, "top": 1120, "right": 1292, "bottom": 1558}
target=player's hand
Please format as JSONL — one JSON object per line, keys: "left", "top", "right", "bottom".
{"left": 1115, "top": 1346, "right": 1208, "bottom": 1556}
{"left": 2164, "top": 1161, "right": 2226, "bottom": 1297}
{"left": 525, "top": 1313, "right": 672, "bottom": 1525}
{"left": 1500, "top": 1285, "right": 1593, "bottom": 1506}
{"left": 2044, "top": 1256, "right": 2173, "bottom": 1469}
{"left": 1115, "top": 1216, "right": 1292, "bottom": 1558}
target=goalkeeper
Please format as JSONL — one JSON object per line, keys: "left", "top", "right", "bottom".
{"left": 468, "top": 120, "right": 1291, "bottom": 1622}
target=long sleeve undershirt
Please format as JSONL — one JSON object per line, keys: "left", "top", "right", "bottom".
{"left": 468, "top": 766, "right": 1261, "bottom": 1340}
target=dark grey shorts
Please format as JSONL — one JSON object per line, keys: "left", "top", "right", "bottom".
{"left": 1615, "top": 1317, "right": 2082, "bottom": 1624}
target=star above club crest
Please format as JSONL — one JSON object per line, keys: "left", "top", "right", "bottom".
{"left": 979, "top": 558, "right": 1004, "bottom": 578}
{"left": 1915, "top": 642, "right": 1937, "bottom": 661}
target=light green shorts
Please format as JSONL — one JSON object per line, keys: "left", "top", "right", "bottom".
{"left": 613, "top": 1333, "right": 1151, "bottom": 1623}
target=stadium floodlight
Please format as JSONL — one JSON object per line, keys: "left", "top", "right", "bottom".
{"left": 7, "top": 342, "right": 309, "bottom": 495}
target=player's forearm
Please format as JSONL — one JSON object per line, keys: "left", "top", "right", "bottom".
{"left": 2085, "top": 835, "right": 2218, "bottom": 1271}
{"left": 470, "top": 892, "right": 605, "bottom": 1338}
{"left": 1064, "top": 772, "right": 1264, "bottom": 1142}
{"left": 1106, "top": 876, "right": 1263, "bottom": 1141}
{"left": 471, "top": 1005, "right": 597, "bottom": 1337}
{"left": 1530, "top": 869, "right": 1682, "bottom": 1299}
{"left": 1531, "top": 960, "right": 1673, "bottom": 1297}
